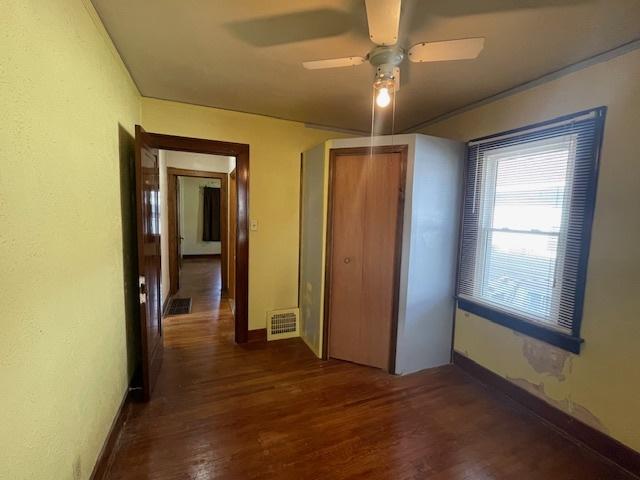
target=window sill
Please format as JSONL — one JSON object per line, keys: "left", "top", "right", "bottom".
{"left": 457, "top": 298, "right": 583, "bottom": 354}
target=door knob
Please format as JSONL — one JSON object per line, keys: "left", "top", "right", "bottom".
{"left": 343, "top": 257, "right": 352, "bottom": 264}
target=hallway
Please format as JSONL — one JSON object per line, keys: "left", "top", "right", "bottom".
{"left": 103, "top": 260, "right": 631, "bottom": 479}
{"left": 170, "top": 257, "right": 228, "bottom": 316}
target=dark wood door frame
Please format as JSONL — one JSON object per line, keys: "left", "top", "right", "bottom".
{"left": 228, "top": 169, "right": 237, "bottom": 309}
{"left": 167, "top": 168, "right": 228, "bottom": 296}
{"left": 322, "top": 145, "right": 408, "bottom": 373}
{"left": 145, "top": 131, "right": 250, "bottom": 344}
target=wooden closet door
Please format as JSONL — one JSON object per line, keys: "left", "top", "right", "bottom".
{"left": 328, "top": 154, "right": 366, "bottom": 365}
{"left": 328, "top": 149, "right": 404, "bottom": 370}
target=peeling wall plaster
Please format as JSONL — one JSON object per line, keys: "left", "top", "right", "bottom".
{"left": 507, "top": 377, "right": 607, "bottom": 432}
{"left": 518, "top": 333, "right": 572, "bottom": 381}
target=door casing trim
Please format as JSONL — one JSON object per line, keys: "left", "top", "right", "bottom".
{"left": 144, "top": 131, "right": 250, "bottom": 344}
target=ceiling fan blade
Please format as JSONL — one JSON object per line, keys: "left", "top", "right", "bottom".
{"left": 365, "top": 0, "right": 402, "bottom": 46}
{"left": 408, "top": 38, "right": 485, "bottom": 63}
{"left": 302, "top": 57, "right": 366, "bottom": 70}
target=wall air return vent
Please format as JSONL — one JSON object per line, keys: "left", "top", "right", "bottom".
{"left": 267, "top": 308, "right": 300, "bottom": 341}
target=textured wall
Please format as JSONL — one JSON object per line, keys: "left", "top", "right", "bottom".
{"left": 419, "top": 49, "right": 640, "bottom": 452}
{"left": 141, "top": 98, "right": 349, "bottom": 330}
{"left": 0, "top": 0, "right": 141, "bottom": 478}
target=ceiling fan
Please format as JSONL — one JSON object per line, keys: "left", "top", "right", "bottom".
{"left": 302, "top": 0, "right": 485, "bottom": 108}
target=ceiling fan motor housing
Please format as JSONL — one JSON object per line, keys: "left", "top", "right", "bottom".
{"left": 368, "top": 45, "right": 405, "bottom": 67}
{"left": 370, "top": 46, "right": 403, "bottom": 93}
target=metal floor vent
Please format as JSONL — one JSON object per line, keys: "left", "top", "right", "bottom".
{"left": 267, "top": 308, "right": 300, "bottom": 341}
{"left": 167, "top": 298, "right": 192, "bottom": 316}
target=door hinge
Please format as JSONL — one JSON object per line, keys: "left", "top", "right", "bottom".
{"left": 139, "top": 275, "right": 146, "bottom": 304}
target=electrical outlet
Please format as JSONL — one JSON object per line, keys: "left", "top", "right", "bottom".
{"left": 250, "top": 219, "right": 258, "bottom": 231}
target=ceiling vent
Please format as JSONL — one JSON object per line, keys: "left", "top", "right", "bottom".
{"left": 267, "top": 308, "right": 300, "bottom": 341}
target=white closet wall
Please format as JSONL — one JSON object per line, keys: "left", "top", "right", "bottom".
{"left": 300, "top": 134, "right": 464, "bottom": 374}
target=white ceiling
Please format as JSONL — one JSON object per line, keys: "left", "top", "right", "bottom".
{"left": 92, "top": 0, "right": 640, "bottom": 132}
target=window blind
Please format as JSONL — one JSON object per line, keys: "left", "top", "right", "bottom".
{"left": 457, "top": 107, "right": 606, "bottom": 353}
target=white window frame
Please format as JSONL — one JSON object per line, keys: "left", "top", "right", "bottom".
{"left": 471, "top": 135, "right": 578, "bottom": 331}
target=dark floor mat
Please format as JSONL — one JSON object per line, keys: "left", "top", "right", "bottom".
{"left": 167, "top": 298, "right": 192, "bottom": 316}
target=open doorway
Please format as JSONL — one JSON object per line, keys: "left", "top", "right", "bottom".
{"left": 133, "top": 127, "right": 249, "bottom": 401}
{"left": 163, "top": 162, "right": 234, "bottom": 317}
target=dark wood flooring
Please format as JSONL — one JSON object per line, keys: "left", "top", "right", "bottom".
{"left": 106, "top": 258, "right": 631, "bottom": 479}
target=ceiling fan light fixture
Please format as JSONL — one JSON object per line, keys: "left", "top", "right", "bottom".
{"left": 373, "top": 64, "right": 398, "bottom": 108}
{"left": 376, "top": 86, "right": 392, "bottom": 108}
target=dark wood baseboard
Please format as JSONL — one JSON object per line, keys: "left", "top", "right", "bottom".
{"left": 182, "top": 254, "right": 220, "bottom": 259}
{"left": 247, "top": 328, "right": 267, "bottom": 343}
{"left": 89, "top": 388, "right": 134, "bottom": 480}
{"left": 453, "top": 351, "right": 640, "bottom": 478}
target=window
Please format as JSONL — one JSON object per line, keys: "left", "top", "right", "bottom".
{"left": 457, "top": 108, "right": 606, "bottom": 353}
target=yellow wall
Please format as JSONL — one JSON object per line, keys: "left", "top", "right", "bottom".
{"left": 5, "top": 1, "right": 636, "bottom": 478}
{"left": 419, "top": 49, "right": 640, "bottom": 451}
{"left": 0, "top": 0, "right": 141, "bottom": 479}
{"left": 141, "top": 98, "right": 348, "bottom": 330}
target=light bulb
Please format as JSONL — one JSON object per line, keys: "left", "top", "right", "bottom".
{"left": 376, "top": 87, "right": 391, "bottom": 108}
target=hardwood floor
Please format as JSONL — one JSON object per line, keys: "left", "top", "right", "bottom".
{"left": 106, "top": 258, "right": 632, "bottom": 479}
